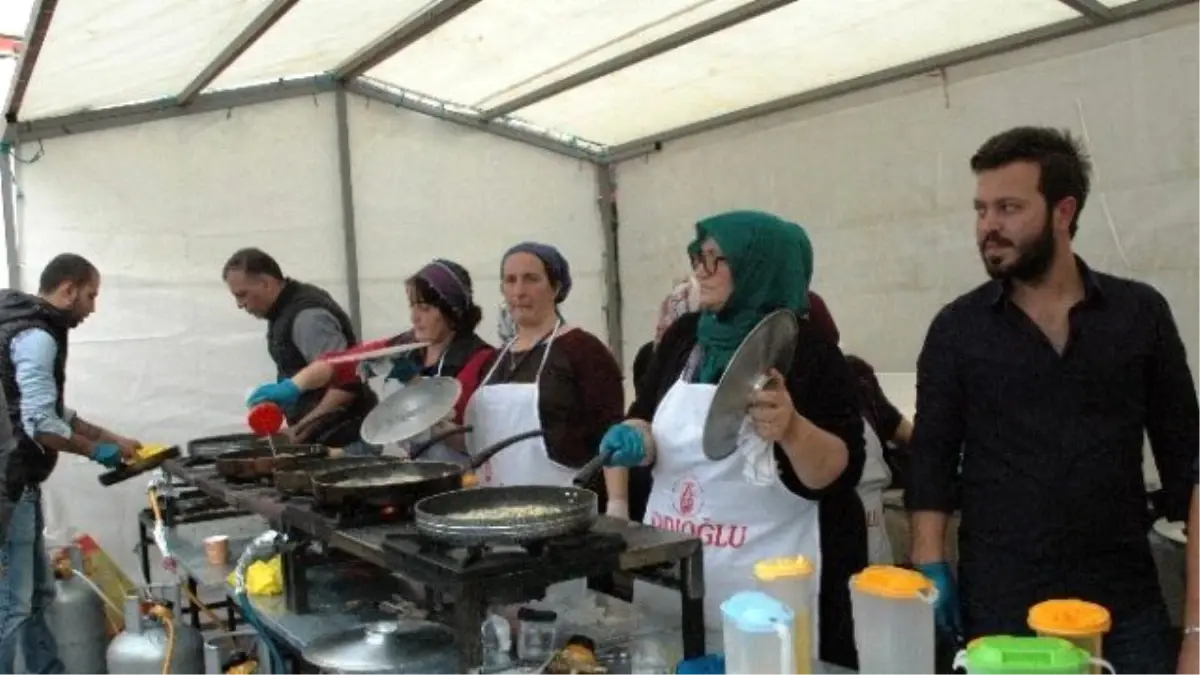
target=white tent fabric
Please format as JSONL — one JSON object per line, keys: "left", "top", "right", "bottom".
{"left": 1, "top": 0, "right": 1184, "bottom": 149}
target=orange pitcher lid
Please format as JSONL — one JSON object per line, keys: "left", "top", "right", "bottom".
{"left": 851, "top": 565, "right": 933, "bottom": 599}
{"left": 1028, "top": 599, "right": 1112, "bottom": 636}
{"left": 753, "top": 556, "right": 814, "bottom": 581}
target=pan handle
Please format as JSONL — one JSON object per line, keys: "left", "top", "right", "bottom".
{"left": 408, "top": 424, "right": 474, "bottom": 460}
{"left": 466, "top": 429, "right": 545, "bottom": 471}
{"left": 572, "top": 446, "right": 614, "bottom": 489}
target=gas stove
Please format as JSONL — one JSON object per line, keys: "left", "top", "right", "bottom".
{"left": 382, "top": 524, "right": 627, "bottom": 590}
{"left": 279, "top": 496, "right": 412, "bottom": 534}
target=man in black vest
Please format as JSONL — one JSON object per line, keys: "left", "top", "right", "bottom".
{"left": 0, "top": 253, "right": 143, "bottom": 674}
{"left": 222, "top": 248, "right": 374, "bottom": 446}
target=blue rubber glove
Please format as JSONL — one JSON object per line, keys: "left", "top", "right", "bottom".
{"left": 247, "top": 380, "right": 301, "bottom": 408}
{"left": 90, "top": 443, "right": 123, "bottom": 469}
{"left": 599, "top": 423, "right": 645, "bottom": 467}
{"left": 915, "top": 561, "right": 962, "bottom": 639}
{"left": 676, "top": 654, "right": 725, "bottom": 674}
{"left": 385, "top": 359, "right": 422, "bottom": 384}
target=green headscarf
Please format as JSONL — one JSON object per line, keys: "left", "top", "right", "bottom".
{"left": 690, "top": 210, "right": 814, "bottom": 384}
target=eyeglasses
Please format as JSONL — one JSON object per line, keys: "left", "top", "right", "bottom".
{"left": 689, "top": 251, "right": 727, "bottom": 275}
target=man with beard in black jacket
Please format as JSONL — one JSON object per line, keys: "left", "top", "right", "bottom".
{"left": 222, "top": 248, "right": 375, "bottom": 446}
{"left": 0, "top": 253, "right": 143, "bottom": 674}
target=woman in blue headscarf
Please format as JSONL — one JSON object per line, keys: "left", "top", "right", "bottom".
{"left": 465, "top": 242, "right": 629, "bottom": 519}
{"left": 599, "top": 211, "right": 867, "bottom": 668}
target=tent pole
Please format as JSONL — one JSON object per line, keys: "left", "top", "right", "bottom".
{"left": 334, "top": 85, "right": 363, "bottom": 337}
{"left": 596, "top": 162, "right": 623, "bottom": 367}
{"left": 1, "top": 143, "right": 17, "bottom": 290}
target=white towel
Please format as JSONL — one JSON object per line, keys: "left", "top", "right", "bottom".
{"left": 739, "top": 415, "right": 778, "bottom": 486}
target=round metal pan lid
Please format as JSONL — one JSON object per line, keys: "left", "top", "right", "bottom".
{"left": 359, "top": 377, "right": 461, "bottom": 446}
{"left": 702, "top": 310, "right": 799, "bottom": 461}
{"left": 302, "top": 620, "right": 458, "bottom": 674}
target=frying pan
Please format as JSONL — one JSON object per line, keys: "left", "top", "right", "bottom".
{"left": 214, "top": 444, "right": 329, "bottom": 482}
{"left": 412, "top": 446, "right": 613, "bottom": 546}
{"left": 310, "top": 429, "right": 543, "bottom": 512}
{"left": 702, "top": 310, "right": 799, "bottom": 460}
{"left": 272, "top": 455, "right": 403, "bottom": 497}
{"left": 185, "top": 433, "right": 287, "bottom": 462}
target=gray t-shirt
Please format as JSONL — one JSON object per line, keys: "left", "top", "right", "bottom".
{"left": 291, "top": 308, "right": 349, "bottom": 363}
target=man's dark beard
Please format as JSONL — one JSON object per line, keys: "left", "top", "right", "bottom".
{"left": 981, "top": 213, "right": 1056, "bottom": 282}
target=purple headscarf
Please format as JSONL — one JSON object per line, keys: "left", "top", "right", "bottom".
{"left": 413, "top": 258, "right": 473, "bottom": 322}
{"left": 502, "top": 242, "right": 572, "bottom": 303}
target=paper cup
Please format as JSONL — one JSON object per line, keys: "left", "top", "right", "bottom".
{"left": 204, "top": 535, "right": 229, "bottom": 565}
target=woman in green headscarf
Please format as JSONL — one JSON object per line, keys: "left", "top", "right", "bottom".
{"left": 599, "top": 210, "right": 868, "bottom": 669}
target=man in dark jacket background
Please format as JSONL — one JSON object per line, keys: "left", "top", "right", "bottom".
{"left": 222, "top": 248, "right": 374, "bottom": 446}
{"left": 0, "top": 253, "right": 143, "bottom": 674}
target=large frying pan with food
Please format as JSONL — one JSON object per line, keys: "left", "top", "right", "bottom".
{"left": 411, "top": 445, "right": 614, "bottom": 546}
{"left": 702, "top": 309, "right": 799, "bottom": 460}
{"left": 214, "top": 444, "right": 329, "bottom": 482}
{"left": 273, "top": 455, "right": 403, "bottom": 497}
{"left": 310, "top": 429, "right": 544, "bottom": 512}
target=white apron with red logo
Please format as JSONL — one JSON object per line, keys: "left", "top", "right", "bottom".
{"left": 857, "top": 419, "right": 893, "bottom": 564}
{"left": 635, "top": 378, "right": 822, "bottom": 646}
{"left": 465, "top": 323, "right": 574, "bottom": 487}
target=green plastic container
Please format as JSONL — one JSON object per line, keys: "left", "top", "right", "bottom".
{"left": 961, "top": 635, "right": 1094, "bottom": 674}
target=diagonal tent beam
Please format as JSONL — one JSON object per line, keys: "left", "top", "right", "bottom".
{"left": 1056, "top": 0, "right": 1116, "bottom": 22}
{"left": 332, "top": 0, "right": 485, "bottom": 81}
{"left": 4, "top": 0, "right": 57, "bottom": 123}
{"left": 176, "top": 0, "right": 300, "bottom": 105}
{"left": 480, "top": 0, "right": 796, "bottom": 120}
{"left": 604, "top": 0, "right": 1195, "bottom": 163}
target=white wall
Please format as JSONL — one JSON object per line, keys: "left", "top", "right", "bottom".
{"left": 15, "top": 95, "right": 346, "bottom": 576}
{"left": 8, "top": 92, "right": 610, "bottom": 579}
{"left": 614, "top": 5, "right": 1200, "bottom": 401}
{"left": 347, "top": 94, "right": 606, "bottom": 345}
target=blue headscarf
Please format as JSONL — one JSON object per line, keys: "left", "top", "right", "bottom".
{"left": 501, "top": 242, "right": 572, "bottom": 302}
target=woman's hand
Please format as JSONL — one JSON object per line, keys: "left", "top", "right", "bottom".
{"left": 748, "top": 368, "right": 800, "bottom": 442}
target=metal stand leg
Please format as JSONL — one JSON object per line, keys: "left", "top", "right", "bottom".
{"left": 680, "top": 550, "right": 706, "bottom": 659}
{"left": 188, "top": 577, "right": 202, "bottom": 630}
{"left": 226, "top": 599, "right": 237, "bottom": 630}
{"left": 452, "top": 585, "right": 485, "bottom": 673}
{"left": 282, "top": 539, "right": 309, "bottom": 614}
{"left": 137, "top": 517, "right": 152, "bottom": 585}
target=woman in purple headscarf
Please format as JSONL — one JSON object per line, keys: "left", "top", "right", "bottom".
{"left": 247, "top": 258, "right": 495, "bottom": 459}
{"left": 465, "top": 242, "right": 629, "bottom": 519}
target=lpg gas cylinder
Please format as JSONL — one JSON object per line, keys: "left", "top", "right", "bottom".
{"left": 105, "top": 584, "right": 204, "bottom": 674}
{"left": 45, "top": 545, "right": 108, "bottom": 673}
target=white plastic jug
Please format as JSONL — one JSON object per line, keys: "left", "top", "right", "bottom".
{"left": 849, "top": 565, "right": 938, "bottom": 674}
{"left": 721, "top": 590, "right": 795, "bottom": 674}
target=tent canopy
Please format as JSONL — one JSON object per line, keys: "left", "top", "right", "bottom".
{"left": 0, "top": 0, "right": 1187, "bottom": 159}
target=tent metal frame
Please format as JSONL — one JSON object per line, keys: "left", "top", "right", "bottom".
{"left": 0, "top": 0, "right": 1194, "bottom": 350}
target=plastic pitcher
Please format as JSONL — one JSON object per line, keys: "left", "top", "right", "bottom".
{"left": 849, "top": 565, "right": 938, "bottom": 674}
{"left": 754, "top": 556, "right": 816, "bottom": 674}
{"left": 954, "top": 635, "right": 1114, "bottom": 674}
{"left": 1027, "top": 599, "right": 1111, "bottom": 673}
{"left": 721, "top": 591, "right": 796, "bottom": 674}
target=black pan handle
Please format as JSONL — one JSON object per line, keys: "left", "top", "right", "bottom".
{"left": 408, "top": 425, "right": 473, "bottom": 460}
{"left": 572, "top": 446, "right": 614, "bottom": 488}
{"left": 466, "top": 429, "right": 545, "bottom": 471}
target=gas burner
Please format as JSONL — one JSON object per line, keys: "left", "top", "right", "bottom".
{"left": 311, "top": 499, "right": 413, "bottom": 529}
{"left": 381, "top": 526, "right": 627, "bottom": 588}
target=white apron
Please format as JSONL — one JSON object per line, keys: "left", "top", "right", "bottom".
{"left": 465, "top": 323, "right": 574, "bottom": 487}
{"left": 635, "top": 377, "right": 822, "bottom": 649}
{"left": 857, "top": 419, "right": 893, "bottom": 564}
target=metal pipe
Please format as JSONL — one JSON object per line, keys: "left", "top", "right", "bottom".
{"left": 1, "top": 144, "right": 17, "bottom": 290}
{"left": 1056, "top": 0, "right": 1115, "bottom": 21}
{"left": 3, "top": 0, "right": 57, "bottom": 122}
{"left": 334, "top": 86, "right": 363, "bottom": 337}
{"left": 176, "top": 0, "right": 300, "bottom": 105}
{"left": 332, "top": 0, "right": 484, "bottom": 80}
{"left": 595, "top": 163, "right": 623, "bottom": 367}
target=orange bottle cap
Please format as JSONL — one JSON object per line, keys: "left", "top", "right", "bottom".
{"left": 851, "top": 565, "right": 934, "bottom": 599}
{"left": 754, "top": 556, "right": 815, "bottom": 581}
{"left": 1028, "top": 599, "right": 1112, "bottom": 636}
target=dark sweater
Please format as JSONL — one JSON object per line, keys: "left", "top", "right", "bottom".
{"left": 630, "top": 312, "right": 868, "bottom": 669}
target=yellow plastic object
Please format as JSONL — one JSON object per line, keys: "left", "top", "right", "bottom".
{"left": 1027, "top": 600, "right": 1111, "bottom": 636}
{"left": 753, "top": 555, "right": 814, "bottom": 581}
{"left": 852, "top": 565, "right": 934, "bottom": 599}
{"left": 226, "top": 556, "right": 284, "bottom": 596}
{"left": 461, "top": 472, "right": 479, "bottom": 489}
{"left": 135, "top": 444, "right": 172, "bottom": 460}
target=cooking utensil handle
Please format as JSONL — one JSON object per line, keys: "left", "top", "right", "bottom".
{"left": 408, "top": 424, "right": 473, "bottom": 460}
{"left": 572, "top": 446, "right": 613, "bottom": 488}
{"left": 467, "top": 429, "right": 545, "bottom": 471}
